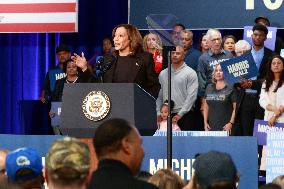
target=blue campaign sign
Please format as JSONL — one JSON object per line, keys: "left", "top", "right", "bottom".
{"left": 141, "top": 136, "right": 258, "bottom": 189}
{"left": 281, "top": 49, "right": 284, "bottom": 58}
{"left": 50, "top": 102, "right": 62, "bottom": 126}
{"left": 243, "top": 26, "right": 277, "bottom": 51}
{"left": 266, "top": 132, "right": 284, "bottom": 183}
{"left": 129, "top": 0, "right": 284, "bottom": 29}
{"left": 220, "top": 53, "right": 258, "bottom": 85}
{"left": 253, "top": 119, "right": 284, "bottom": 145}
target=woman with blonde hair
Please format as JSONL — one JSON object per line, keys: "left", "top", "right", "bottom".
{"left": 148, "top": 169, "right": 185, "bottom": 189}
{"left": 143, "top": 33, "right": 164, "bottom": 74}
{"left": 203, "top": 64, "right": 237, "bottom": 134}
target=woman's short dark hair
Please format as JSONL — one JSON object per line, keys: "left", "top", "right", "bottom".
{"left": 173, "top": 23, "right": 186, "bottom": 30}
{"left": 63, "top": 59, "right": 74, "bottom": 73}
{"left": 222, "top": 35, "right": 237, "bottom": 48}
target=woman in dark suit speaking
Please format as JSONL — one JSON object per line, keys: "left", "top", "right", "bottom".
{"left": 73, "top": 24, "right": 160, "bottom": 98}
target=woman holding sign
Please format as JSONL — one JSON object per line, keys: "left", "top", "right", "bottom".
{"left": 259, "top": 55, "right": 284, "bottom": 127}
{"left": 203, "top": 64, "right": 237, "bottom": 135}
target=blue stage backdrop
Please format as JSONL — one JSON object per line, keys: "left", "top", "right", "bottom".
{"left": 141, "top": 136, "right": 258, "bottom": 189}
{"left": 0, "top": 0, "right": 128, "bottom": 134}
{"left": 0, "top": 135, "right": 258, "bottom": 189}
{"left": 129, "top": 0, "right": 284, "bottom": 29}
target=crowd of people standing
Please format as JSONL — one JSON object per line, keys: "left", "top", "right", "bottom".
{"left": 41, "top": 16, "right": 284, "bottom": 138}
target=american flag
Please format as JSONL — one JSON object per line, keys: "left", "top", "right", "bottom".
{"left": 0, "top": 0, "right": 78, "bottom": 33}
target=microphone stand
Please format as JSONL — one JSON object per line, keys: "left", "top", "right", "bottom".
{"left": 166, "top": 47, "right": 175, "bottom": 169}
{"left": 94, "top": 57, "right": 104, "bottom": 83}
{"left": 97, "top": 65, "right": 104, "bottom": 83}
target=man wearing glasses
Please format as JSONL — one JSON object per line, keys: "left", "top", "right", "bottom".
{"left": 197, "top": 29, "right": 233, "bottom": 116}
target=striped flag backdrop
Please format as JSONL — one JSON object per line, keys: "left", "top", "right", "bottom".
{"left": 0, "top": 0, "right": 78, "bottom": 33}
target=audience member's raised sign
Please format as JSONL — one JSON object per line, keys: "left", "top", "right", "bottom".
{"left": 280, "top": 49, "right": 284, "bottom": 58}
{"left": 220, "top": 53, "right": 257, "bottom": 85}
{"left": 253, "top": 119, "right": 284, "bottom": 145}
{"left": 243, "top": 26, "right": 277, "bottom": 51}
{"left": 50, "top": 102, "right": 62, "bottom": 126}
{"left": 266, "top": 132, "right": 284, "bottom": 183}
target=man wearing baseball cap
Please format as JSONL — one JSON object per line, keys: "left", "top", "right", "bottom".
{"left": 184, "top": 151, "right": 239, "bottom": 189}
{"left": 40, "top": 44, "right": 71, "bottom": 104}
{"left": 5, "top": 147, "right": 44, "bottom": 189}
{"left": 45, "top": 137, "right": 91, "bottom": 189}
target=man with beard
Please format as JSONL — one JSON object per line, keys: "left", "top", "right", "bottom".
{"left": 40, "top": 44, "right": 71, "bottom": 104}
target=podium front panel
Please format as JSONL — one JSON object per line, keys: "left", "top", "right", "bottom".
{"left": 60, "top": 83, "right": 156, "bottom": 137}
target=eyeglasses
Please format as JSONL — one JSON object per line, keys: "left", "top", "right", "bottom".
{"left": 211, "top": 38, "right": 221, "bottom": 42}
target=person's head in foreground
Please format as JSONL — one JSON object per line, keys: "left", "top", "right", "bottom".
{"left": 0, "top": 182, "right": 21, "bottom": 189}
{"left": 0, "top": 149, "right": 8, "bottom": 182}
{"left": 184, "top": 151, "right": 238, "bottom": 189}
{"left": 5, "top": 147, "right": 44, "bottom": 189}
{"left": 272, "top": 175, "right": 284, "bottom": 189}
{"left": 148, "top": 168, "right": 185, "bottom": 189}
{"left": 259, "top": 183, "right": 281, "bottom": 189}
{"left": 93, "top": 118, "right": 145, "bottom": 176}
{"left": 45, "top": 137, "right": 90, "bottom": 189}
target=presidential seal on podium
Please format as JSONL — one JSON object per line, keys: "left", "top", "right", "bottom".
{"left": 82, "top": 91, "right": 111, "bottom": 121}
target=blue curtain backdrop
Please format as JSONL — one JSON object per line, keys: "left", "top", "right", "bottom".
{"left": 0, "top": 0, "right": 128, "bottom": 134}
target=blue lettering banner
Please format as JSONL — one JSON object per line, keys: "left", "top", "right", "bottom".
{"left": 129, "top": 0, "right": 284, "bottom": 29}
{"left": 253, "top": 119, "right": 284, "bottom": 145}
{"left": 266, "top": 132, "right": 284, "bottom": 183}
{"left": 220, "top": 53, "right": 258, "bottom": 85}
{"left": 50, "top": 102, "right": 62, "bottom": 126}
{"left": 141, "top": 136, "right": 258, "bottom": 189}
